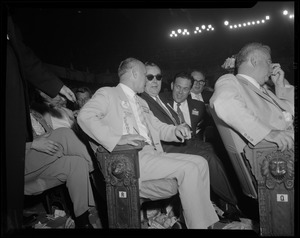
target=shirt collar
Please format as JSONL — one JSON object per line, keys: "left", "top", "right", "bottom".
{"left": 237, "top": 74, "right": 260, "bottom": 89}
{"left": 177, "top": 99, "right": 188, "bottom": 107}
{"left": 119, "top": 83, "right": 136, "bottom": 98}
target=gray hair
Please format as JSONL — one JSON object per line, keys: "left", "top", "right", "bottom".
{"left": 236, "top": 42, "right": 271, "bottom": 68}
{"left": 118, "top": 57, "right": 139, "bottom": 78}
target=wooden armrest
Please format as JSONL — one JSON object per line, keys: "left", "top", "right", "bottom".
{"left": 97, "top": 140, "right": 146, "bottom": 153}
{"left": 247, "top": 140, "right": 278, "bottom": 150}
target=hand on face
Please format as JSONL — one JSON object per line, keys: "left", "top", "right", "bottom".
{"left": 270, "top": 63, "right": 285, "bottom": 87}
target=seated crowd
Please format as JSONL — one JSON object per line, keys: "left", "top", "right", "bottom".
{"left": 25, "top": 41, "right": 294, "bottom": 230}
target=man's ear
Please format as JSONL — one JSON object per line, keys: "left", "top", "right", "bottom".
{"left": 250, "top": 54, "right": 257, "bottom": 67}
{"left": 171, "top": 82, "right": 174, "bottom": 91}
{"left": 132, "top": 67, "right": 138, "bottom": 79}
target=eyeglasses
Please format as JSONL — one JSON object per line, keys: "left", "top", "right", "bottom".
{"left": 146, "top": 74, "right": 163, "bottom": 81}
{"left": 194, "top": 80, "right": 205, "bottom": 85}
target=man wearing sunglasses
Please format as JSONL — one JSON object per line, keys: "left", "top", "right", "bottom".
{"left": 78, "top": 58, "right": 219, "bottom": 229}
{"left": 140, "top": 62, "right": 241, "bottom": 222}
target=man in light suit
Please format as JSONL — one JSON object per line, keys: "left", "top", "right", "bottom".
{"left": 140, "top": 64, "right": 239, "bottom": 217}
{"left": 77, "top": 58, "right": 219, "bottom": 229}
{"left": 210, "top": 42, "right": 294, "bottom": 152}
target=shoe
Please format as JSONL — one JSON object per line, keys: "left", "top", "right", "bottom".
{"left": 75, "top": 210, "right": 94, "bottom": 229}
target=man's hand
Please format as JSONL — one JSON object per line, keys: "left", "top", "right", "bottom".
{"left": 59, "top": 85, "right": 76, "bottom": 102}
{"left": 270, "top": 63, "right": 285, "bottom": 87}
{"left": 31, "top": 133, "right": 61, "bottom": 155}
{"left": 117, "top": 134, "right": 146, "bottom": 146}
{"left": 264, "top": 130, "right": 294, "bottom": 152}
{"left": 175, "top": 123, "right": 192, "bottom": 143}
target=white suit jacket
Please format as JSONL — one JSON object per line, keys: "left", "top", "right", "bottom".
{"left": 210, "top": 74, "right": 294, "bottom": 146}
{"left": 77, "top": 84, "right": 180, "bottom": 152}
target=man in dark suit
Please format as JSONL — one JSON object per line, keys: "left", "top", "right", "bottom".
{"left": 140, "top": 62, "right": 240, "bottom": 219}
{"left": 190, "top": 70, "right": 213, "bottom": 104}
{"left": 4, "top": 13, "right": 76, "bottom": 234}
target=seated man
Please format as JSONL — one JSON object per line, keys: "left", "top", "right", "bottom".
{"left": 26, "top": 108, "right": 95, "bottom": 228}
{"left": 37, "top": 90, "right": 75, "bottom": 129}
{"left": 77, "top": 57, "right": 219, "bottom": 229}
{"left": 210, "top": 42, "right": 294, "bottom": 152}
{"left": 190, "top": 70, "right": 216, "bottom": 142}
{"left": 140, "top": 63, "right": 238, "bottom": 214}
{"left": 190, "top": 70, "right": 213, "bottom": 104}
{"left": 75, "top": 86, "right": 92, "bottom": 109}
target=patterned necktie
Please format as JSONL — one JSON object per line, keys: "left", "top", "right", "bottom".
{"left": 155, "top": 96, "right": 178, "bottom": 125}
{"left": 176, "top": 103, "right": 185, "bottom": 124}
{"left": 134, "top": 95, "right": 154, "bottom": 145}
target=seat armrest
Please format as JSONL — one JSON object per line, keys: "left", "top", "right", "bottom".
{"left": 97, "top": 140, "right": 146, "bottom": 153}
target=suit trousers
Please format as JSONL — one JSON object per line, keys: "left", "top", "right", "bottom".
{"left": 25, "top": 128, "right": 95, "bottom": 217}
{"left": 138, "top": 145, "right": 219, "bottom": 229}
{"left": 162, "top": 138, "right": 237, "bottom": 206}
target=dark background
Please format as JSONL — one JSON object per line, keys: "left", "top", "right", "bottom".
{"left": 3, "top": 1, "right": 296, "bottom": 85}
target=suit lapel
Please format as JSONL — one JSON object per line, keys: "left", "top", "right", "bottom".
{"left": 160, "top": 93, "right": 181, "bottom": 125}
{"left": 237, "top": 75, "right": 275, "bottom": 105}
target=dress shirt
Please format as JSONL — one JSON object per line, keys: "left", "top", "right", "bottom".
{"left": 172, "top": 100, "right": 191, "bottom": 127}
{"left": 191, "top": 92, "right": 204, "bottom": 102}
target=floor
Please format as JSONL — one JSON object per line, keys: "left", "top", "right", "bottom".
{"left": 23, "top": 194, "right": 259, "bottom": 232}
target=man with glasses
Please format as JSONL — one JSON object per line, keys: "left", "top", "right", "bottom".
{"left": 140, "top": 63, "right": 241, "bottom": 221}
{"left": 190, "top": 70, "right": 213, "bottom": 104}
{"left": 78, "top": 58, "right": 219, "bottom": 229}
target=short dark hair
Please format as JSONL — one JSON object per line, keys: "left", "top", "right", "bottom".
{"left": 236, "top": 42, "right": 271, "bottom": 68}
{"left": 75, "top": 86, "right": 92, "bottom": 96}
{"left": 173, "top": 71, "right": 194, "bottom": 86}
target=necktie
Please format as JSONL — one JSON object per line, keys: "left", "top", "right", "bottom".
{"left": 134, "top": 95, "right": 154, "bottom": 145}
{"left": 176, "top": 103, "right": 185, "bottom": 124}
{"left": 155, "top": 96, "right": 178, "bottom": 125}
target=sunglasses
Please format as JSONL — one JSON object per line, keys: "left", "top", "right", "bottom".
{"left": 146, "top": 74, "right": 163, "bottom": 81}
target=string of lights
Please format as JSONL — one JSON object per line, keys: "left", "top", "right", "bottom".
{"left": 169, "top": 8, "right": 294, "bottom": 38}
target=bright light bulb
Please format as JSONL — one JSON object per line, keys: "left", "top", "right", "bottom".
{"left": 196, "top": 26, "right": 199, "bottom": 30}
{"left": 262, "top": 20, "right": 265, "bottom": 23}
{"left": 243, "top": 23, "right": 246, "bottom": 26}
{"left": 224, "top": 21, "right": 229, "bottom": 26}
{"left": 201, "top": 25, "right": 206, "bottom": 29}
{"left": 229, "top": 25, "right": 233, "bottom": 29}
{"left": 238, "top": 24, "right": 241, "bottom": 27}
{"left": 194, "top": 31, "right": 197, "bottom": 34}
{"left": 252, "top": 21, "right": 255, "bottom": 25}
{"left": 177, "top": 29, "right": 182, "bottom": 33}
{"left": 283, "top": 10, "right": 288, "bottom": 15}
{"left": 234, "top": 25, "right": 237, "bottom": 28}
{"left": 289, "top": 14, "right": 294, "bottom": 19}
{"left": 257, "top": 20, "right": 260, "bottom": 24}
{"left": 211, "top": 28, "right": 214, "bottom": 31}
{"left": 266, "top": 16, "right": 270, "bottom": 20}
{"left": 208, "top": 24, "right": 212, "bottom": 28}
{"left": 247, "top": 22, "right": 251, "bottom": 25}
